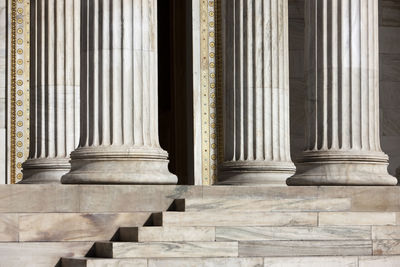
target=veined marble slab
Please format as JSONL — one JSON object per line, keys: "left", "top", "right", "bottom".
{"left": 184, "top": 198, "right": 351, "bottom": 212}
{"left": 0, "top": 186, "right": 399, "bottom": 213}
{"left": 216, "top": 226, "right": 371, "bottom": 241}
{"left": 62, "top": 258, "right": 148, "bottom": 267}
{"left": 373, "top": 240, "right": 400, "bottom": 256}
{"left": 319, "top": 212, "right": 397, "bottom": 226}
{"left": 95, "top": 241, "right": 238, "bottom": 258}
{"left": 373, "top": 226, "right": 400, "bottom": 239}
{"left": 19, "top": 212, "right": 151, "bottom": 242}
{"left": 0, "top": 242, "right": 92, "bottom": 267}
{"left": 148, "top": 258, "right": 264, "bottom": 267}
{"left": 201, "top": 186, "right": 319, "bottom": 199}
{"left": 239, "top": 240, "right": 372, "bottom": 257}
{"left": 161, "top": 212, "right": 317, "bottom": 227}
{"left": 263, "top": 256, "right": 358, "bottom": 267}
{"left": 317, "top": 187, "right": 400, "bottom": 212}
{"left": 0, "top": 185, "right": 80, "bottom": 213}
{"left": 0, "top": 185, "right": 202, "bottom": 213}
{"left": 359, "top": 256, "right": 400, "bottom": 267}
{"left": 78, "top": 185, "right": 202, "bottom": 212}
{"left": 0, "top": 214, "right": 18, "bottom": 241}
{"left": 120, "top": 226, "right": 215, "bottom": 242}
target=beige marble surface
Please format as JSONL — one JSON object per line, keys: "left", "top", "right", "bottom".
{"left": 96, "top": 241, "right": 238, "bottom": 258}
{"left": 0, "top": 185, "right": 399, "bottom": 213}
{"left": 0, "top": 214, "right": 17, "bottom": 241}
{"left": 216, "top": 226, "right": 371, "bottom": 241}
{"left": 264, "top": 256, "right": 357, "bottom": 267}
{"left": 148, "top": 258, "right": 263, "bottom": 267}
{"left": 0, "top": 242, "right": 92, "bottom": 267}
{"left": 18, "top": 212, "right": 150, "bottom": 242}
{"left": 62, "top": 258, "right": 148, "bottom": 267}
{"left": 162, "top": 211, "right": 317, "bottom": 227}
{"left": 359, "top": 256, "right": 400, "bottom": 267}
{"left": 240, "top": 240, "right": 372, "bottom": 257}
{"left": 0, "top": 0, "right": 5, "bottom": 185}
{"left": 318, "top": 212, "right": 398, "bottom": 226}
{"left": 373, "top": 240, "right": 400, "bottom": 256}
{"left": 185, "top": 198, "right": 351, "bottom": 212}
{"left": 120, "top": 226, "right": 215, "bottom": 242}
{"left": 372, "top": 226, "right": 400, "bottom": 240}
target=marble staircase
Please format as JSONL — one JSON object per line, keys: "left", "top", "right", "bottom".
{"left": 62, "top": 188, "right": 400, "bottom": 267}
{"left": 1, "top": 185, "right": 400, "bottom": 266}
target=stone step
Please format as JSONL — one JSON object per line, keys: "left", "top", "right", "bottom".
{"left": 159, "top": 211, "right": 318, "bottom": 227}
{"left": 201, "top": 186, "right": 320, "bottom": 199}
{"left": 158, "top": 211, "right": 400, "bottom": 228}
{"left": 0, "top": 242, "right": 92, "bottom": 267}
{"left": 183, "top": 198, "right": 352, "bottom": 212}
{"left": 372, "top": 226, "right": 400, "bottom": 239}
{"left": 318, "top": 212, "right": 399, "bottom": 226}
{"left": 265, "top": 256, "right": 400, "bottom": 267}
{"left": 119, "top": 226, "right": 215, "bottom": 242}
{"left": 16, "top": 212, "right": 151, "bottom": 242}
{"left": 239, "top": 240, "right": 373, "bottom": 257}
{"left": 61, "top": 257, "right": 263, "bottom": 267}
{"left": 61, "top": 256, "right": 400, "bottom": 267}
{"left": 1, "top": 185, "right": 399, "bottom": 213}
{"left": 0, "top": 185, "right": 201, "bottom": 213}
{"left": 95, "top": 241, "right": 238, "bottom": 258}
{"left": 216, "top": 226, "right": 372, "bottom": 241}
{"left": 62, "top": 258, "right": 148, "bottom": 267}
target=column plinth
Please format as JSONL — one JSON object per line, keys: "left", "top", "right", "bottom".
{"left": 287, "top": 0, "right": 397, "bottom": 186}
{"left": 219, "top": 0, "right": 295, "bottom": 185}
{"left": 21, "top": 0, "right": 80, "bottom": 184}
{"left": 61, "top": 0, "right": 176, "bottom": 184}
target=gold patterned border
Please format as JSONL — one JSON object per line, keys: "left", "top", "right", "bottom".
{"left": 200, "top": 0, "right": 219, "bottom": 185}
{"left": 10, "top": 0, "right": 30, "bottom": 184}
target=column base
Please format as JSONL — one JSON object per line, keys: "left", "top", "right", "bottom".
{"left": 218, "top": 161, "right": 296, "bottom": 186}
{"left": 61, "top": 146, "right": 177, "bottom": 185}
{"left": 287, "top": 151, "right": 398, "bottom": 186}
{"left": 21, "top": 158, "right": 70, "bottom": 184}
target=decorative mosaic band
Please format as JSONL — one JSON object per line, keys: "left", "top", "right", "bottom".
{"left": 200, "top": 0, "right": 220, "bottom": 185}
{"left": 10, "top": 0, "right": 30, "bottom": 184}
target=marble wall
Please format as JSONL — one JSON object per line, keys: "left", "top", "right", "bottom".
{"left": 0, "top": 0, "right": 6, "bottom": 184}
{"left": 288, "top": 0, "right": 400, "bottom": 177}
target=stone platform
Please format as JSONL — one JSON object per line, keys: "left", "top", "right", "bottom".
{"left": 0, "top": 185, "right": 400, "bottom": 266}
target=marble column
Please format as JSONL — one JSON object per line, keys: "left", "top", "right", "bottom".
{"left": 219, "top": 0, "right": 296, "bottom": 185}
{"left": 287, "top": 0, "right": 397, "bottom": 185}
{"left": 62, "top": 0, "right": 177, "bottom": 184}
{"left": 22, "top": 0, "right": 80, "bottom": 183}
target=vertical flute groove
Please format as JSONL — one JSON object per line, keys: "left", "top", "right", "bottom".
{"left": 29, "top": 0, "right": 80, "bottom": 159}
{"left": 23, "top": 0, "right": 80, "bottom": 183}
{"left": 79, "top": 0, "right": 161, "bottom": 149}
{"left": 305, "top": 0, "right": 382, "bottom": 152}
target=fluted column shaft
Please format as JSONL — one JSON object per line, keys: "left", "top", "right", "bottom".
{"left": 22, "top": 0, "right": 80, "bottom": 183}
{"left": 287, "top": 0, "right": 397, "bottom": 185}
{"left": 219, "top": 0, "right": 295, "bottom": 185}
{"left": 62, "top": 0, "right": 176, "bottom": 184}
